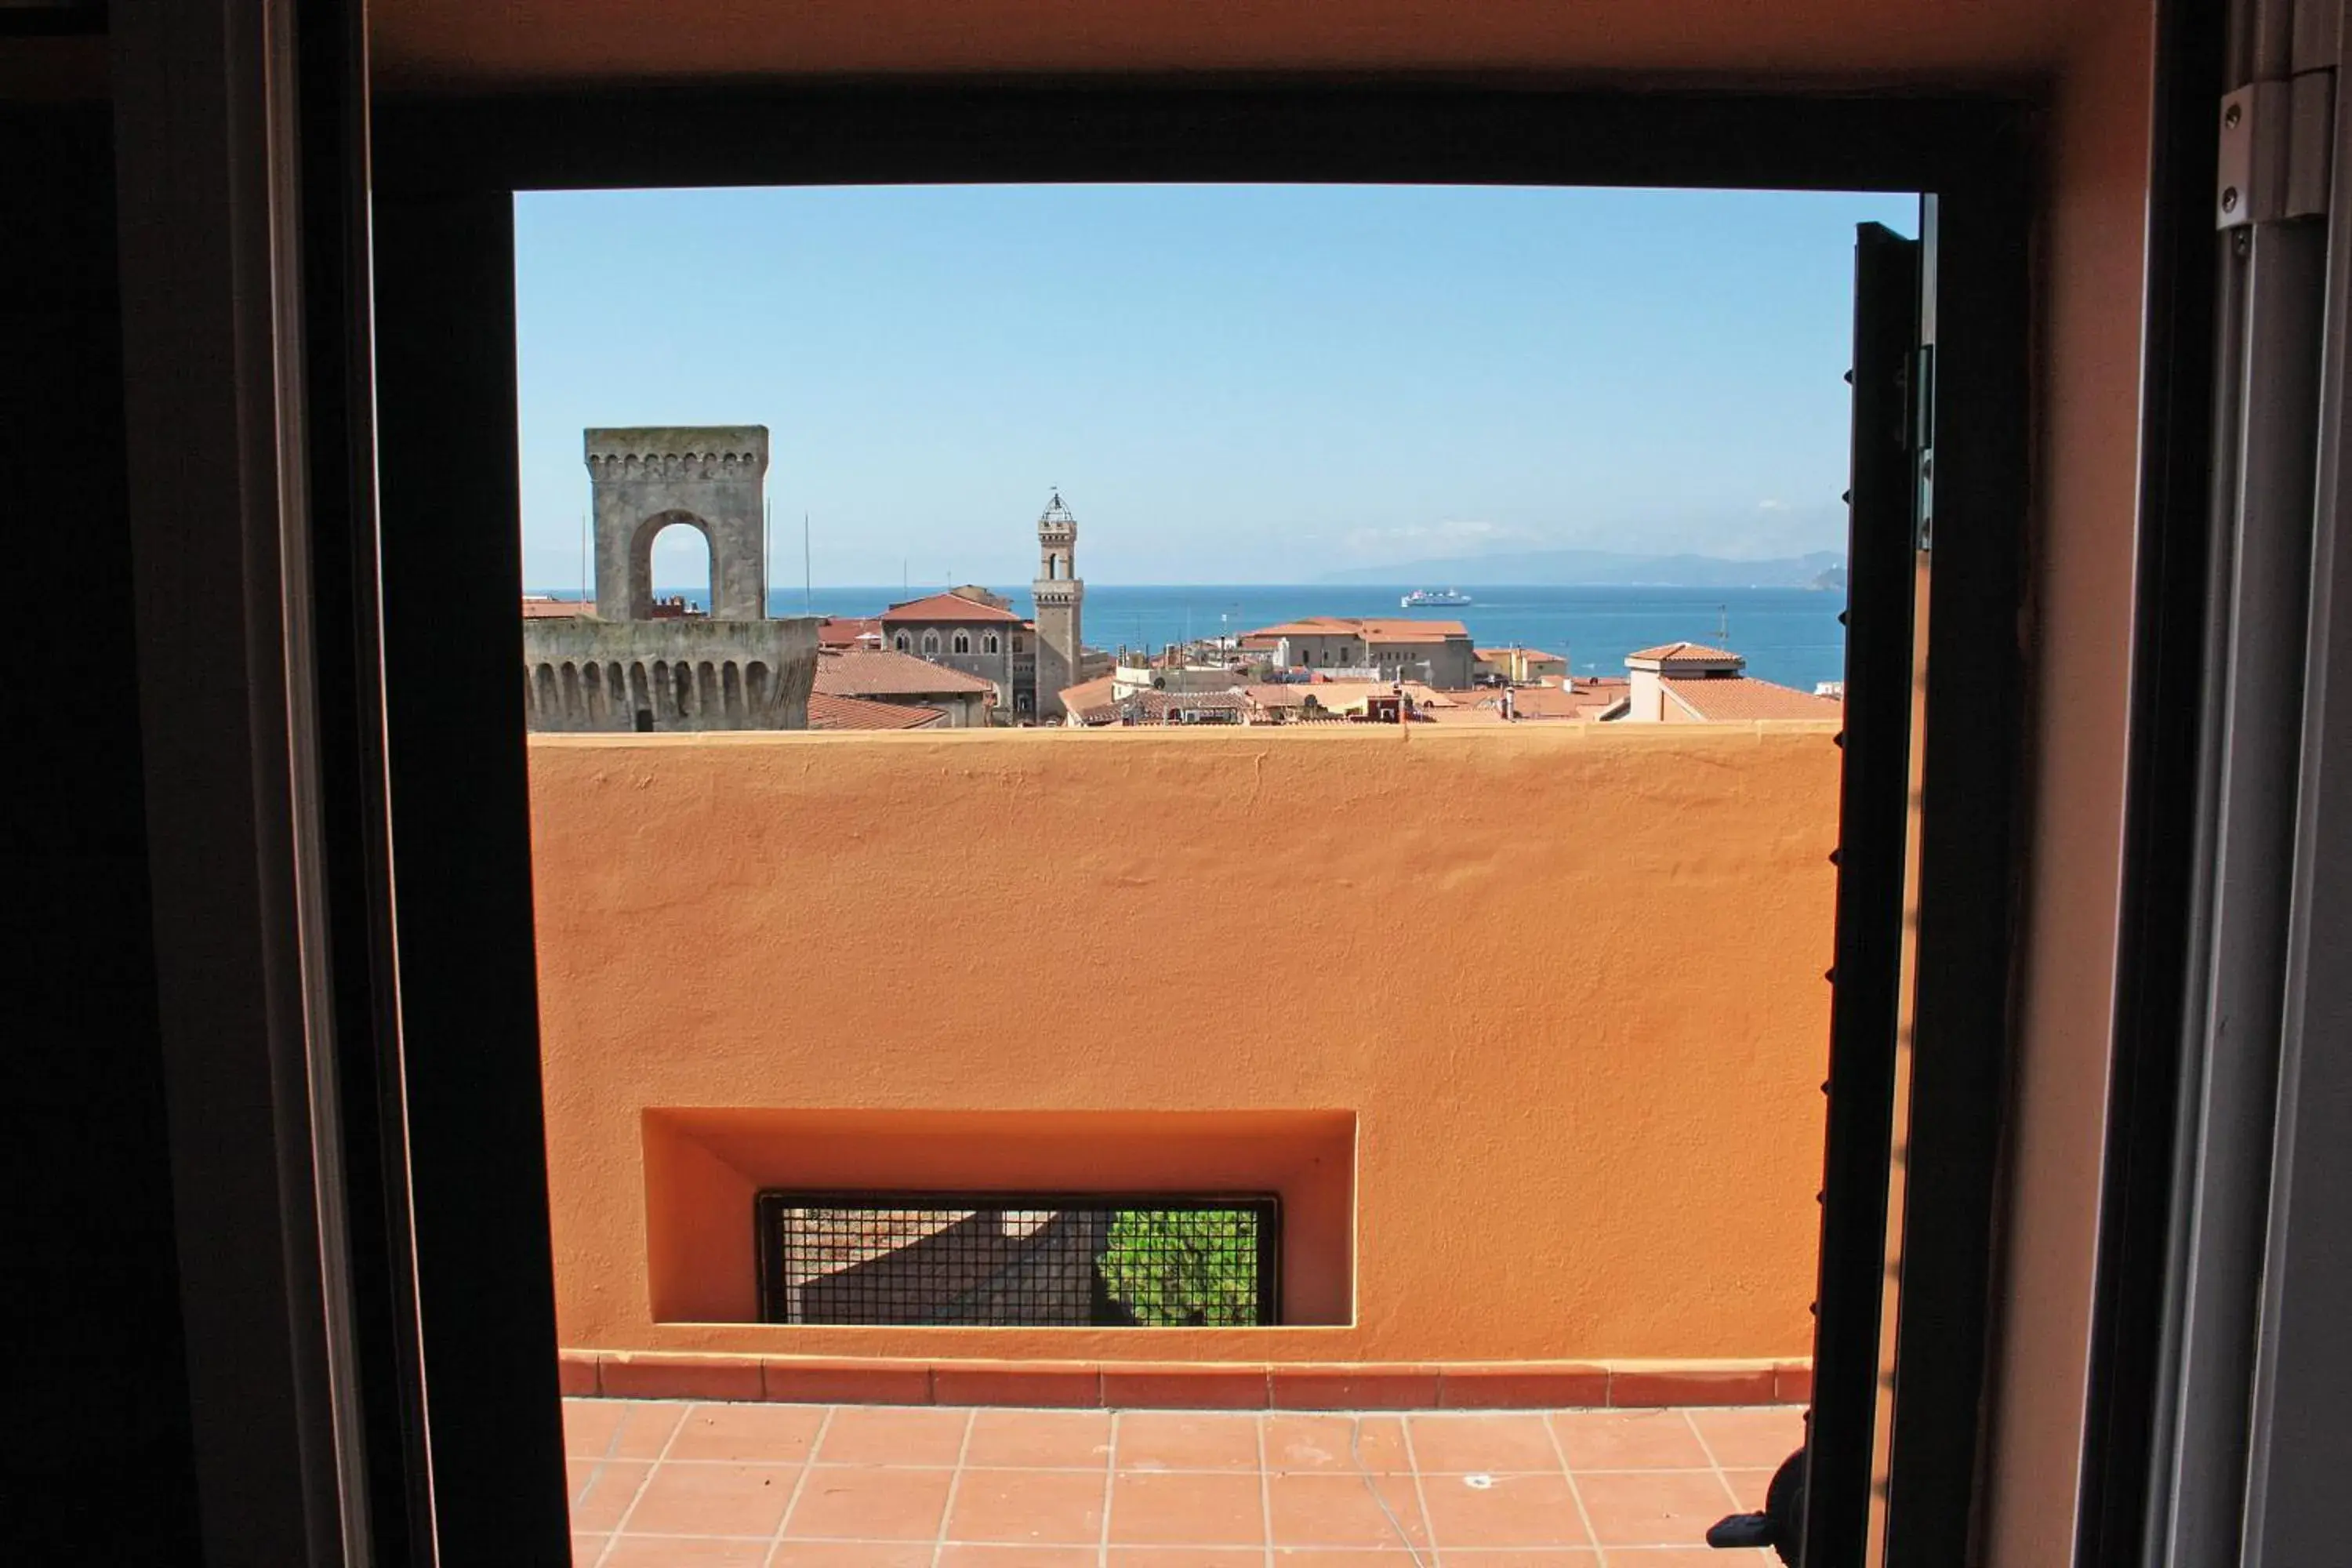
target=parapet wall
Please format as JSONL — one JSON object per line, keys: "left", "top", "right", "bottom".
{"left": 528, "top": 723, "right": 1839, "bottom": 1377}
{"left": 523, "top": 615, "right": 818, "bottom": 731}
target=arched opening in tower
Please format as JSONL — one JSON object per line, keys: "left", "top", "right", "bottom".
{"left": 646, "top": 517, "right": 713, "bottom": 616}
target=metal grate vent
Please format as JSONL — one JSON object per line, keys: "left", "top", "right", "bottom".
{"left": 755, "top": 1192, "right": 1279, "bottom": 1327}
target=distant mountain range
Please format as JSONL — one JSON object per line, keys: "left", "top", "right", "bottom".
{"left": 1322, "top": 547, "right": 1847, "bottom": 589}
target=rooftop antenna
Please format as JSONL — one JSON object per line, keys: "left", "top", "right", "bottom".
{"left": 1717, "top": 603, "right": 1730, "bottom": 645}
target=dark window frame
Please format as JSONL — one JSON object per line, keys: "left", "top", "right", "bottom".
{"left": 369, "top": 83, "right": 2031, "bottom": 1568}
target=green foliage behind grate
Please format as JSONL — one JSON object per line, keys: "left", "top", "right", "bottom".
{"left": 1098, "top": 1207, "right": 1265, "bottom": 1326}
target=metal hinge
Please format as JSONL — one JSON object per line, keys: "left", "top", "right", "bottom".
{"left": 2219, "top": 71, "right": 2336, "bottom": 227}
{"left": 1910, "top": 343, "right": 1936, "bottom": 552}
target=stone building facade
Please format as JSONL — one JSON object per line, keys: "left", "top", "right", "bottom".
{"left": 522, "top": 425, "right": 818, "bottom": 731}
{"left": 877, "top": 590, "right": 1031, "bottom": 716}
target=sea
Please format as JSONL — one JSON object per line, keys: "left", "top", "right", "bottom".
{"left": 595, "top": 583, "right": 1850, "bottom": 692}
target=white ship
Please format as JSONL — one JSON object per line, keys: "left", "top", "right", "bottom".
{"left": 1400, "top": 588, "right": 1472, "bottom": 608}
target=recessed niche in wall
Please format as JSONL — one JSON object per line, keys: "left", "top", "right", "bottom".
{"left": 641, "top": 1109, "right": 1353, "bottom": 1327}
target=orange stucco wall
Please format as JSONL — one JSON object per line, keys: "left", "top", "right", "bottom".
{"left": 528, "top": 723, "right": 1839, "bottom": 1363}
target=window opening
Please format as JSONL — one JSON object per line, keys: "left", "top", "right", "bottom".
{"left": 757, "top": 1192, "right": 1280, "bottom": 1327}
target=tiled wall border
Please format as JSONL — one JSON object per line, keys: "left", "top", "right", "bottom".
{"left": 562, "top": 1351, "right": 1813, "bottom": 1409}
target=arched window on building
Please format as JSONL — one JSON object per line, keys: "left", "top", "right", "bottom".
{"left": 922, "top": 630, "right": 941, "bottom": 656}
{"left": 894, "top": 632, "right": 911, "bottom": 652}
{"left": 1013, "top": 635, "right": 1025, "bottom": 653}
{"left": 953, "top": 631, "right": 971, "bottom": 655}
{"left": 983, "top": 633, "right": 1000, "bottom": 655}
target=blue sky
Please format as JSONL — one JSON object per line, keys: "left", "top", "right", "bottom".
{"left": 514, "top": 184, "right": 1915, "bottom": 589}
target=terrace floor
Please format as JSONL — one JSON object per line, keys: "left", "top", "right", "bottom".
{"left": 564, "top": 1398, "right": 1798, "bottom": 1566}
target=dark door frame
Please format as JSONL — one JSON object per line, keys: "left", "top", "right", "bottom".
{"left": 363, "top": 83, "right": 2032, "bottom": 1568}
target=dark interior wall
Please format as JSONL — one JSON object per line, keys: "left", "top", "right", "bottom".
{"left": 0, "top": 102, "right": 205, "bottom": 1562}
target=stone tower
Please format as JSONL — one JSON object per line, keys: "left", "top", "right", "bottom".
{"left": 1033, "top": 492, "right": 1084, "bottom": 719}
{"left": 520, "top": 425, "right": 819, "bottom": 732}
{"left": 587, "top": 425, "right": 768, "bottom": 621}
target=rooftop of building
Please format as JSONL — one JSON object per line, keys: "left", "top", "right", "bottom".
{"left": 882, "top": 591, "right": 1029, "bottom": 625}
{"left": 816, "top": 647, "right": 1000, "bottom": 698}
{"left": 817, "top": 616, "right": 883, "bottom": 648}
{"left": 1661, "top": 675, "right": 1843, "bottom": 721}
{"left": 807, "top": 691, "right": 946, "bottom": 731}
{"left": 523, "top": 595, "right": 594, "bottom": 619}
{"left": 1502, "top": 679, "right": 1629, "bottom": 720}
{"left": 1627, "top": 641, "right": 1745, "bottom": 666}
{"left": 1241, "top": 615, "right": 1472, "bottom": 644}
{"left": 1058, "top": 673, "right": 1120, "bottom": 713}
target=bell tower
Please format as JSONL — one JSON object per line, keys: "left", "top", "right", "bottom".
{"left": 1033, "top": 491, "right": 1084, "bottom": 718}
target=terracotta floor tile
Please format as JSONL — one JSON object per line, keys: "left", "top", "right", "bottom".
{"left": 811, "top": 1406, "right": 970, "bottom": 1468}
{"left": 622, "top": 1462, "right": 801, "bottom": 1538}
{"left": 1683, "top": 1406, "right": 1807, "bottom": 1470}
{"left": 1266, "top": 1471, "right": 1430, "bottom": 1549}
{"left": 1264, "top": 1415, "right": 1410, "bottom": 1474}
{"left": 1547, "top": 1410, "right": 1711, "bottom": 1472}
{"left": 964, "top": 1407, "right": 1115, "bottom": 1469}
{"left": 1272, "top": 1552, "right": 1433, "bottom": 1566}
{"left": 946, "top": 1468, "right": 1109, "bottom": 1544}
{"left": 571, "top": 1535, "right": 605, "bottom": 1566}
{"left": 1116, "top": 1411, "right": 1265, "bottom": 1472}
{"left": 1572, "top": 1471, "right": 1740, "bottom": 1549}
{"left": 603, "top": 1537, "right": 775, "bottom": 1566}
{"left": 579, "top": 1401, "right": 688, "bottom": 1461}
{"left": 1432, "top": 1552, "right": 1601, "bottom": 1566}
{"left": 1108, "top": 1552, "right": 1265, "bottom": 1567}
{"left": 1407, "top": 1415, "right": 1565, "bottom": 1474}
{"left": 568, "top": 1458, "right": 652, "bottom": 1533}
{"left": 565, "top": 1399, "right": 626, "bottom": 1457}
{"left": 1107, "top": 1471, "right": 1268, "bottom": 1545}
{"left": 768, "top": 1544, "right": 934, "bottom": 1568}
{"left": 667, "top": 1403, "right": 828, "bottom": 1465}
{"left": 784, "top": 1465, "right": 954, "bottom": 1541}
{"left": 938, "top": 1548, "right": 1102, "bottom": 1568}
{"left": 1600, "top": 1551, "right": 1773, "bottom": 1566}
{"left": 1719, "top": 1469, "right": 1778, "bottom": 1508}
{"left": 1418, "top": 1472, "right": 1590, "bottom": 1549}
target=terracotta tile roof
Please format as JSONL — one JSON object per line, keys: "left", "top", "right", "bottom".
{"left": 1240, "top": 615, "right": 1470, "bottom": 644}
{"left": 1238, "top": 619, "right": 1345, "bottom": 642}
{"left": 1356, "top": 619, "right": 1471, "bottom": 642}
{"left": 1661, "top": 675, "right": 1843, "bottom": 720}
{"left": 1627, "top": 641, "right": 1744, "bottom": 664}
{"left": 1058, "top": 674, "right": 1120, "bottom": 713}
{"left": 1070, "top": 688, "right": 1252, "bottom": 725}
{"left": 806, "top": 692, "right": 945, "bottom": 731}
{"left": 1502, "top": 683, "right": 1617, "bottom": 719}
{"left": 818, "top": 616, "right": 881, "bottom": 647}
{"left": 880, "top": 591, "right": 1027, "bottom": 625}
{"left": 522, "top": 596, "right": 593, "bottom": 619}
{"left": 814, "top": 648, "right": 997, "bottom": 698}
{"left": 1155, "top": 690, "right": 1250, "bottom": 713}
